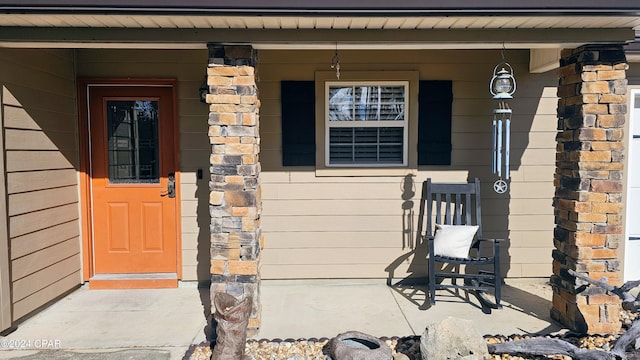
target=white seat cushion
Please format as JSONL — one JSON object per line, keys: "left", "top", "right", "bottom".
{"left": 432, "top": 224, "right": 479, "bottom": 259}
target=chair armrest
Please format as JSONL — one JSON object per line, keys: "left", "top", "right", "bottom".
{"left": 425, "top": 235, "right": 434, "bottom": 246}
{"left": 473, "top": 238, "right": 504, "bottom": 256}
{"left": 476, "top": 237, "right": 505, "bottom": 243}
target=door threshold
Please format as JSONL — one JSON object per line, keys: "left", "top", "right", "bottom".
{"left": 89, "top": 273, "right": 178, "bottom": 289}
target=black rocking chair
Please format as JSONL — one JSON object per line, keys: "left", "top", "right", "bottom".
{"left": 420, "top": 178, "right": 503, "bottom": 309}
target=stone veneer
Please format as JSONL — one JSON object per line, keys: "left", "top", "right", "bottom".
{"left": 552, "top": 44, "right": 628, "bottom": 334}
{"left": 207, "top": 44, "right": 262, "bottom": 333}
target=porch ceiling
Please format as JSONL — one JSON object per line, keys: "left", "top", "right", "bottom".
{"left": 0, "top": 14, "right": 638, "bottom": 31}
{"left": 0, "top": 8, "right": 638, "bottom": 50}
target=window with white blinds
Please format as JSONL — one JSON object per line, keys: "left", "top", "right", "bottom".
{"left": 325, "top": 82, "right": 408, "bottom": 166}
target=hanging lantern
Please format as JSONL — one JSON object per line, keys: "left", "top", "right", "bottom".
{"left": 490, "top": 62, "right": 516, "bottom": 100}
{"left": 490, "top": 58, "right": 515, "bottom": 194}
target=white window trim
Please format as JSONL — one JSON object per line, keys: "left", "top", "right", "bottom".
{"left": 324, "top": 81, "right": 409, "bottom": 167}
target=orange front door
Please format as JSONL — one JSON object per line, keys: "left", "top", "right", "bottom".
{"left": 88, "top": 85, "right": 178, "bottom": 275}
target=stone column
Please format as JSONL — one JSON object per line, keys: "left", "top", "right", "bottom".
{"left": 207, "top": 44, "right": 262, "bottom": 334}
{"left": 551, "top": 44, "right": 627, "bottom": 334}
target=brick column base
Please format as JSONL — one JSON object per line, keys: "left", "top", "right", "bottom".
{"left": 207, "top": 44, "right": 262, "bottom": 335}
{"left": 551, "top": 44, "right": 627, "bottom": 334}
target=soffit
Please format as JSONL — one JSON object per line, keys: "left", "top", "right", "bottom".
{"left": 0, "top": 14, "right": 637, "bottom": 50}
{"left": 0, "top": 14, "right": 638, "bottom": 30}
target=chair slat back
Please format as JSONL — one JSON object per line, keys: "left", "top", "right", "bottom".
{"left": 422, "top": 178, "right": 483, "bottom": 239}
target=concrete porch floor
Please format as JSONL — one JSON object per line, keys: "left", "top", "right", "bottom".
{"left": 0, "top": 278, "right": 563, "bottom": 359}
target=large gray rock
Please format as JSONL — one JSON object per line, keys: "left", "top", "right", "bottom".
{"left": 420, "top": 317, "right": 489, "bottom": 360}
{"left": 328, "top": 331, "right": 392, "bottom": 360}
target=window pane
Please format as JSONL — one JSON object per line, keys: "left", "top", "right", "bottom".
{"left": 107, "top": 100, "right": 159, "bottom": 184}
{"left": 379, "top": 127, "right": 403, "bottom": 143}
{"left": 354, "top": 85, "right": 405, "bottom": 121}
{"left": 329, "top": 127, "right": 403, "bottom": 165}
{"left": 379, "top": 145, "right": 403, "bottom": 163}
{"left": 328, "top": 86, "right": 353, "bottom": 121}
{"left": 329, "top": 85, "right": 405, "bottom": 122}
{"left": 354, "top": 86, "right": 375, "bottom": 121}
{"left": 329, "top": 145, "right": 354, "bottom": 164}
{"left": 354, "top": 145, "right": 378, "bottom": 162}
{"left": 354, "top": 128, "right": 378, "bottom": 143}
{"left": 329, "top": 128, "right": 354, "bottom": 144}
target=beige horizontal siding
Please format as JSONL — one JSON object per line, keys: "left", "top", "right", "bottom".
{"left": 263, "top": 215, "right": 410, "bottom": 233}
{"left": 76, "top": 48, "right": 210, "bottom": 281}
{"left": 1, "top": 48, "right": 82, "bottom": 322}
{"left": 482, "top": 198, "right": 551, "bottom": 215}
{"left": 262, "top": 182, "right": 423, "bottom": 200}
{"left": 12, "top": 272, "right": 80, "bottom": 320}
{"left": 4, "top": 128, "right": 70, "bottom": 151}
{"left": 520, "top": 263, "right": 552, "bottom": 277}
{"left": 261, "top": 181, "right": 554, "bottom": 202}
{"left": 509, "top": 247, "right": 553, "bottom": 265}
{"left": 506, "top": 230, "right": 554, "bottom": 247}
{"left": 264, "top": 228, "right": 552, "bottom": 248}
{"left": 11, "top": 237, "right": 79, "bottom": 281}
{"left": 9, "top": 203, "right": 79, "bottom": 238}
{"left": 12, "top": 254, "right": 81, "bottom": 302}
{"left": 8, "top": 186, "right": 78, "bottom": 216}
{"left": 262, "top": 247, "right": 409, "bottom": 266}
{"left": 3, "top": 105, "right": 74, "bottom": 131}
{"left": 11, "top": 221, "right": 79, "bottom": 260}
{"left": 265, "top": 199, "right": 412, "bottom": 216}
{"left": 265, "top": 231, "right": 410, "bottom": 249}
{"left": 520, "top": 166, "right": 556, "bottom": 182}
{"left": 7, "top": 169, "right": 77, "bottom": 194}
{"left": 262, "top": 263, "right": 417, "bottom": 280}
{"left": 182, "top": 266, "right": 198, "bottom": 281}
{"left": 6, "top": 151, "right": 75, "bottom": 172}
{"left": 257, "top": 49, "right": 557, "bottom": 279}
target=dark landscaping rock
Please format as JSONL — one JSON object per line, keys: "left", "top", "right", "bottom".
{"left": 395, "top": 335, "right": 421, "bottom": 360}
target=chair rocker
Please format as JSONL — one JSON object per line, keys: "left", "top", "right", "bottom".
{"left": 420, "top": 178, "right": 503, "bottom": 309}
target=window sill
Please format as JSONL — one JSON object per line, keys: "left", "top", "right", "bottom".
{"left": 315, "top": 167, "right": 417, "bottom": 177}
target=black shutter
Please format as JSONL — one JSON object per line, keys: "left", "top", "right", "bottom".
{"left": 418, "top": 80, "right": 453, "bottom": 165}
{"left": 281, "top": 81, "right": 316, "bottom": 166}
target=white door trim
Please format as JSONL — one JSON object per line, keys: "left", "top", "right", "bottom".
{"left": 624, "top": 87, "right": 640, "bottom": 281}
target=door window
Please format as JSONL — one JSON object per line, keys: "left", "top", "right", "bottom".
{"left": 106, "top": 100, "right": 160, "bottom": 183}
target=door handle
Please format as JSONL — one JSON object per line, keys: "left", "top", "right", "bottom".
{"left": 162, "top": 172, "right": 176, "bottom": 198}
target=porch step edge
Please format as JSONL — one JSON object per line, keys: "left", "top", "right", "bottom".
{"left": 91, "top": 273, "right": 178, "bottom": 280}
{"left": 89, "top": 273, "right": 178, "bottom": 289}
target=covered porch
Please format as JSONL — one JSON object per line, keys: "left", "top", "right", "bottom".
{"left": 0, "top": 0, "right": 638, "bottom": 338}
{"left": 0, "top": 278, "right": 559, "bottom": 358}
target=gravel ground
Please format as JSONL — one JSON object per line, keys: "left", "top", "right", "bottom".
{"left": 185, "top": 334, "right": 618, "bottom": 360}
{"left": 184, "top": 311, "right": 638, "bottom": 360}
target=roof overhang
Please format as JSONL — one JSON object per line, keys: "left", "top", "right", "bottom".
{"left": 0, "top": 1, "right": 638, "bottom": 52}
{"left": 0, "top": 0, "right": 639, "bottom": 17}
{"left": 0, "top": 27, "right": 634, "bottom": 51}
